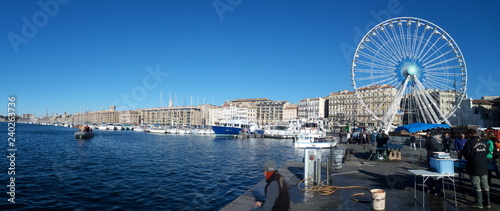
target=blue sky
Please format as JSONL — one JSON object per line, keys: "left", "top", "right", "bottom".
{"left": 1, "top": 0, "right": 499, "bottom": 117}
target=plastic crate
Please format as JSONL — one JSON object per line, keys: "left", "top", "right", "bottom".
{"left": 430, "top": 158, "right": 455, "bottom": 174}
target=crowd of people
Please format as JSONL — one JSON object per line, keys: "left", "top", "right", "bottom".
{"left": 423, "top": 128, "right": 500, "bottom": 208}
{"left": 337, "top": 130, "right": 390, "bottom": 146}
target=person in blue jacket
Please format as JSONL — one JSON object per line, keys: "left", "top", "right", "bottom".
{"left": 454, "top": 133, "right": 468, "bottom": 159}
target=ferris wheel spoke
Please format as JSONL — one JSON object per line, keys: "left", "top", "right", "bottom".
{"left": 421, "top": 43, "right": 453, "bottom": 66}
{"left": 379, "top": 25, "right": 404, "bottom": 60}
{"left": 357, "top": 48, "right": 397, "bottom": 67}
{"left": 371, "top": 27, "right": 399, "bottom": 58}
{"left": 419, "top": 37, "right": 441, "bottom": 65}
{"left": 414, "top": 77, "right": 449, "bottom": 124}
{"left": 424, "top": 75, "right": 455, "bottom": 89}
{"left": 409, "top": 23, "right": 420, "bottom": 60}
{"left": 356, "top": 73, "right": 396, "bottom": 81}
{"left": 366, "top": 37, "right": 400, "bottom": 65}
{"left": 425, "top": 81, "right": 456, "bottom": 93}
{"left": 422, "top": 77, "right": 447, "bottom": 90}
{"left": 398, "top": 21, "right": 408, "bottom": 58}
{"left": 424, "top": 65, "right": 460, "bottom": 72}
{"left": 414, "top": 25, "right": 431, "bottom": 61}
{"left": 390, "top": 25, "right": 406, "bottom": 58}
{"left": 355, "top": 68, "right": 394, "bottom": 73}
{"left": 358, "top": 76, "right": 399, "bottom": 90}
{"left": 355, "top": 60, "right": 393, "bottom": 70}
{"left": 416, "top": 27, "right": 436, "bottom": 61}
{"left": 424, "top": 55, "right": 457, "bottom": 69}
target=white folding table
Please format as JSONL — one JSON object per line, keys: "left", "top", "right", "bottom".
{"left": 408, "top": 169, "right": 457, "bottom": 208}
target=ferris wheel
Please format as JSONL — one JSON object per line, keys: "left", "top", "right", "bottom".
{"left": 351, "top": 17, "right": 467, "bottom": 129}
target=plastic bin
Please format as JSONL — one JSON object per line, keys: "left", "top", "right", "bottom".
{"left": 430, "top": 158, "right": 455, "bottom": 174}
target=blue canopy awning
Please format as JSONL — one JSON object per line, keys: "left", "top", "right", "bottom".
{"left": 394, "top": 122, "right": 450, "bottom": 133}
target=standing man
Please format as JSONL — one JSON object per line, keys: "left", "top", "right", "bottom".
{"left": 463, "top": 129, "right": 490, "bottom": 208}
{"left": 442, "top": 133, "right": 451, "bottom": 153}
{"left": 425, "top": 129, "right": 443, "bottom": 195}
{"left": 252, "top": 160, "right": 290, "bottom": 211}
{"left": 455, "top": 133, "right": 467, "bottom": 159}
{"left": 410, "top": 133, "right": 417, "bottom": 151}
{"left": 376, "top": 129, "right": 389, "bottom": 148}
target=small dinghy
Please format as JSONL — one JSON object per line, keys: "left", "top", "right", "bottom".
{"left": 74, "top": 131, "right": 94, "bottom": 139}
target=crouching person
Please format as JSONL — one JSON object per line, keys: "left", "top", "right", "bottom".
{"left": 252, "top": 160, "right": 290, "bottom": 211}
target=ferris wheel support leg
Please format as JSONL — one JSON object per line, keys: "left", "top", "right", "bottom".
{"left": 414, "top": 77, "right": 451, "bottom": 125}
{"left": 382, "top": 77, "right": 410, "bottom": 131}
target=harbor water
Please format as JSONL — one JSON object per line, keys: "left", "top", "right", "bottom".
{"left": 0, "top": 123, "right": 304, "bottom": 210}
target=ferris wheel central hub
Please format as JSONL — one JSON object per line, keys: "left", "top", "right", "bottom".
{"left": 396, "top": 59, "right": 422, "bottom": 81}
{"left": 406, "top": 65, "right": 418, "bottom": 75}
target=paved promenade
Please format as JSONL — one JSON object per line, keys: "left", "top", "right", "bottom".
{"left": 222, "top": 142, "right": 500, "bottom": 211}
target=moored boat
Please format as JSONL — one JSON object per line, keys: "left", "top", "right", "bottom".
{"left": 293, "top": 119, "right": 337, "bottom": 148}
{"left": 74, "top": 131, "right": 94, "bottom": 139}
{"left": 211, "top": 117, "right": 263, "bottom": 136}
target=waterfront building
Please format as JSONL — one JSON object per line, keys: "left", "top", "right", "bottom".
{"left": 222, "top": 98, "right": 272, "bottom": 107}
{"left": 21, "top": 114, "right": 35, "bottom": 122}
{"left": 208, "top": 106, "right": 223, "bottom": 126}
{"left": 137, "top": 106, "right": 203, "bottom": 127}
{"left": 355, "top": 85, "right": 400, "bottom": 130}
{"left": 298, "top": 97, "right": 328, "bottom": 120}
{"left": 283, "top": 106, "right": 298, "bottom": 122}
{"left": 119, "top": 110, "right": 140, "bottom": 124}
{"left": 256, "top": 100, "right": 289, "bottom": 125}
{"left": 327, "top": 90, "right": 357, "bottom": 131}
{"left": 482, "top": 96, "right": 500, "bottom": 100}
{"left": 448, "top": 97, "right": 500, "bottom": 127}
{"left": 247, "top": 106, "right": 258, "bottom": 123}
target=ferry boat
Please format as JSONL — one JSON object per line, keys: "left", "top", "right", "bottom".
{"left": 294, "top": 119, "right": 337, "bottom": 148}
{"left": 211, "top": 117, "right": 263, "bottom": 136}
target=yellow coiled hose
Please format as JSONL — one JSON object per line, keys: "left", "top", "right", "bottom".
{"left": 298, "top": 177, "right": 373, "bottom": 203}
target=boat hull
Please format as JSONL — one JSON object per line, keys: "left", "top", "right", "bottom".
{"left": 212, "top": 126, "right": 242, "bottom": 136}
{"left": 294, "top": 141, "right": 337, "bottom": 149}
{"left": 74, "top": 131, "right": 94, "bottom": 139}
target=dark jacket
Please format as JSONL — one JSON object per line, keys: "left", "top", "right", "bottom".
{"left": 256, "top": 171, "right": 290, "bottom": 211}
{"left": 463, "top": 136, "right": 489, "bottom": 176}
{"left": 376, "top": 133, "right": 389, "bottom": 148}
{"left": 425, "top": 136, "right": 443, "bottom": 159}
{"left": 442, "top": 136, "right": 451, "bottom": 146}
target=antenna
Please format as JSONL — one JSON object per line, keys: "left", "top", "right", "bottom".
{"left": 160, "top": 90, "right": 164, "bottom": 107}
{"left": 169, "top": 91, "right": 173, "bottom": 107}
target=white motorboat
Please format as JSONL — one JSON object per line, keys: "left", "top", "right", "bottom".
{"left": 149, "top": 126, "right": 167, "bottom": 134}
{"left": 294, "top": 119, "right": 337, "bottom": 148}
{"left": 133, "top": 125, "right": 149, "bottom": 132}
{"left": 264, "top": 121, "right": 299, "bottom": 139}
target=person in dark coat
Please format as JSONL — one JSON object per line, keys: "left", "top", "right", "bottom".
{"left": 442, "top": 133, "right": 451, "bottom": 153}
{"left": 463, "top": 129, "right": 490, "bottom": 208}
{"left": 252, "top": 160, "right": 290, "bottom": 211}
{"left": 376, "top": 130, "right": 389, "bottom": 148}
{"left": 424, "top": 129, "right": 444, "bottom": 195}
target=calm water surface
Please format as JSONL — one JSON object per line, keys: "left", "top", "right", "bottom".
{"left": 0, "top": 123, "right": 303, "bottom": 210}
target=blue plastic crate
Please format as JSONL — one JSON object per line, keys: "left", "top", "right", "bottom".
{"left": 430, "top": 158, "right": 455, "bottom": 174}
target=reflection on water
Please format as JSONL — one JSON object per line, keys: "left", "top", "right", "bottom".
{"left": 0, "top": 123, "right": 303, "bottom": 210}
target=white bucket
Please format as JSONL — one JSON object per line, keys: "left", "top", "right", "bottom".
{"left": 370, "top": 189, "right": 386, "bottom": 210}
